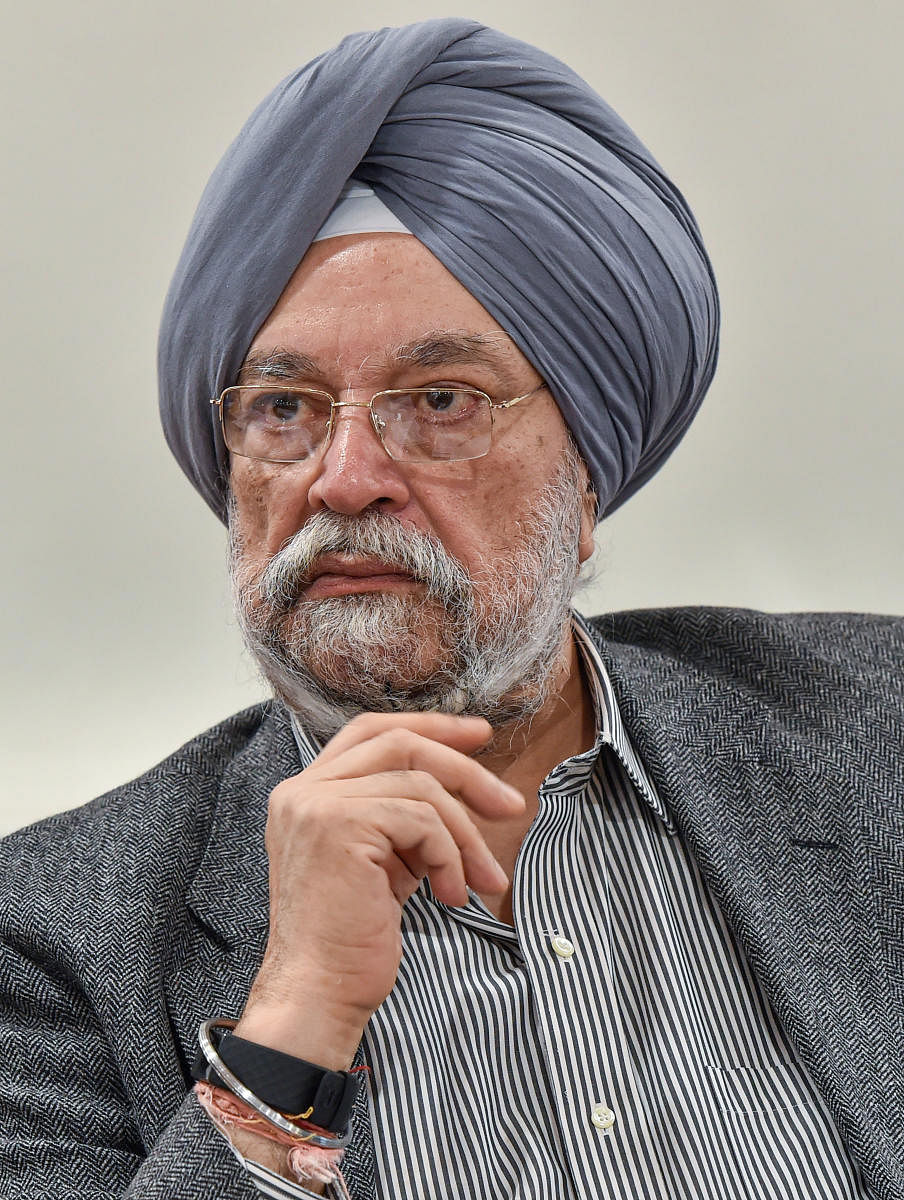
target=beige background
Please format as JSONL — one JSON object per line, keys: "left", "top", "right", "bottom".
{"left": 1, "top": 0, "right": 901, "bottom": 835}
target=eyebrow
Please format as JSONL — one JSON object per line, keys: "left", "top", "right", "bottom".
{"left": 237, "top": 349, "right": 319, "bottom": 384}
{"left": 393, "top": 332, "right": 516, "bottom": 377}
{"left": 237, "top": 331, "right": 521, "bottom": 389}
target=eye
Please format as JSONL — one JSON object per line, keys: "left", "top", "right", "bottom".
{"left": 423, "top": 388, "right": 458, "bottom": 412}
{"left": 409, "top": 389, "right": 483, "bottom": 422}
{"left": 254, "top": 391, "right": 301, "bottom": 422}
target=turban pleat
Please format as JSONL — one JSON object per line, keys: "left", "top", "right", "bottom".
{"left": 159, "top": 18, "right": 719, "bottom": 522}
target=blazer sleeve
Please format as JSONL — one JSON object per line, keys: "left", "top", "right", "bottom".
{"left": 0, "top": 933, "right": 258, "bottom": 1199}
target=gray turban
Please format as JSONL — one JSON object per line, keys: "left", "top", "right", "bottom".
{"left": 158, "top": 18, "right": 719, "bottom": 523}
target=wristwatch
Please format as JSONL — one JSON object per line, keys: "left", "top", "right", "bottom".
{"left": 191, "top": 1020, "right": 361, "bottom": 1133}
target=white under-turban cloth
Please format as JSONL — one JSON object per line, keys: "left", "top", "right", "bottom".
{"left": 158, "top": 18, "right": 719, "bottom": 523}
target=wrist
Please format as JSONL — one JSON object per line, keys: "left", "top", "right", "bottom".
{"left": 237, "top": 991, "right": 367, "bottom": 1072}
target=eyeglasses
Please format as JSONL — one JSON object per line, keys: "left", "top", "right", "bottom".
{"left": 211, "top": 382, "right": 547, "bottom": 464}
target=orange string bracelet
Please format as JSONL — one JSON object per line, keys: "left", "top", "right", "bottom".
{"left": 195, "top": 1082, "right": 352, "bottom": 1197}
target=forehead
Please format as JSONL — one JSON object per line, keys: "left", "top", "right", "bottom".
{"left": 245, "top": 233, "right": 535, "bottom": 387}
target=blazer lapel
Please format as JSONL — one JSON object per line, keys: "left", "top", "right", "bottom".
{"left": 589, "top": 612, "right": 901, "bottom": 1196}
{"left": 164, "top": 703, "right": 377, "bottom": 1199}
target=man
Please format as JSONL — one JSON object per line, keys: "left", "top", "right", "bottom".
{"left": 1, "top": 18, "right": 901, "bottom": 1200}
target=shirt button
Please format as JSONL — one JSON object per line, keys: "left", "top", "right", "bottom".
{"left": 550, "top": 935, "right": 575, "bottom": 959}
{"left": 590, "top": 1104, "right": 616, "bottom": 1132}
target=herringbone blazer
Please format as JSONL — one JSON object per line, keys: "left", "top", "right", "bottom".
{"left": 1, "top": 609, "right": 902, "bottom": 1200}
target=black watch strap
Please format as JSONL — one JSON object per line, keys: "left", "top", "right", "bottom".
{"left": 191, "top": 1027, "right": 361, "bottom": 1132}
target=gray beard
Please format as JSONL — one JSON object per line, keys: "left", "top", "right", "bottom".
{"left": 230, "top": 445, "right": 587, "bottom": 741}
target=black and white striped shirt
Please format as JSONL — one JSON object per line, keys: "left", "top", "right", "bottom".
{"left": 230, "top": 613, "right": 869, "bottom": 1199}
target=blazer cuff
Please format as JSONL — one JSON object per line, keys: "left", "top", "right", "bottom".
{"left": 123, "top": 1092, "right": 259, "bottom": 1198}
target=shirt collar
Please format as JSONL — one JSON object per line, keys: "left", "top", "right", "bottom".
{"left": 290, "top": 712, "right": 320, "bottom": 768}
{"left": 570, "top": 610, "right": 673, "bottom": 830}
{"left": 288, "top": 610, "right": 671, "bottom": 830}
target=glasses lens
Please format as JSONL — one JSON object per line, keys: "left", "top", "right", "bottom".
{"left": 222, "top": 387, "right": 332, "bottom": 462}
{"left": 373, "top": 389, "right": 492, "bottom": 461}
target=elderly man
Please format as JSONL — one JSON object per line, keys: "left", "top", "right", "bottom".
{"left": 1, "top": 18, "right": 901, "bottom": 1200}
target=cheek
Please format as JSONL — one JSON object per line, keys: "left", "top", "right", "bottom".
{"left": 481, "top": 434, "right": 559, "bottom": 533}
{"left": 421, "top": 459, "right": 540, "bottom": 565}
{"left": 230, "top": 462, "right": 308, "bottom": 552}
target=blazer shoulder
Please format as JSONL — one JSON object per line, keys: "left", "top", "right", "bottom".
{"left": 583, "top": 606, "right": 903, "bottom": 772}
{"left": 586, "top": 606, "right": 903, "bottom": 679}
{"left": 0, "top": 702, "right": 279, "bottom": 950}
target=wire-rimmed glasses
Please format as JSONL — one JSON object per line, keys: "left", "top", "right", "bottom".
{"left": 211, "top": 382, "right": 547, "bottom": 464}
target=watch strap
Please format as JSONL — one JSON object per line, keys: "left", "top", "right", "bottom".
{"left": 191, "top": 1027, "right": 361, "bottom": 1132}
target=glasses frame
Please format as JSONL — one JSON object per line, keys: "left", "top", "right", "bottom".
{"left": 210, "top": 382, "right": 548, "bottom": 464}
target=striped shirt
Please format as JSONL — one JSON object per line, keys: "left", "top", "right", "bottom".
{"left": 228, "top": 612, "right": 869, "bottom": 1199}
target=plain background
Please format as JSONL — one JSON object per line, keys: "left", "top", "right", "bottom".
{"left": 1, "top": 0, "right": 901, "bottom": 835}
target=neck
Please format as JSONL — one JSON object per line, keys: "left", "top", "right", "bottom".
{"left": 477, "top": 629, "right": 595, "bottom": 783}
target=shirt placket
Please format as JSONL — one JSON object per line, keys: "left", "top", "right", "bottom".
{"left": 511, "top": 765, "right": 669, "bottom": 1198}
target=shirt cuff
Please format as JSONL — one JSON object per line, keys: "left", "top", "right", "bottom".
{"left": 207, "top": 1112, "right": 341, "bottom": 1200}
{"left": 242, "top": 1152, "right": 331, "bottom": 1200}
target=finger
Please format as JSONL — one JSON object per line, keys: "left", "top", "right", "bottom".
{"left": 326, "top": 779, "right": 508, "bottom": 896}
{"left": 384, "top": 855, "right": 422, "bottom": 907}
{"left": 382, "top": 774, "right": 510, "bottom": 894}
{"left": 392, "top": 849, "right": 470, "bottom": 908}
{"left": 269, "top": 777, "right": 508, "bottom": 899}
{"left": 363, "top": 798, "right": 471, "bottom": 906}
{"left": 318, "top": 712, "right": 493, "bottom": 763}
{"left": 318, "top": 729, "right": 525, "bottom": 820}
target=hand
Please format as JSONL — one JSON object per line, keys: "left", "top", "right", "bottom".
{"left": 236, "top": 712, "right": 525, "bottom": 1068}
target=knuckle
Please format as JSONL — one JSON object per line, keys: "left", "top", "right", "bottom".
{"left": 377, "top": 727, "right": 409, "bottom": 749}
{"left": 267, "top": 780, "right": 292, "bottom": 817}
{"left": 269, "top": 776, "right": 308, "bottom": 811}
{"left": 406, "top": 768, "right": 437, "bottom": 793}
{"left": 408, "top": 798, "right": 445, "bottom": 831}
{"left": 377, "top": 728, "right": 422, "bottom": 763}
{"left": 267, "top": 779, "right": 328, "bottom": 829}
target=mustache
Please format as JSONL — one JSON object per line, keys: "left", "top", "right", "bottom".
{"left": 253, "top": 511, "right": 473, "bottom": 612}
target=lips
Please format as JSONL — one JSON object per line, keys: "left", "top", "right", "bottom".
{"left": 303, "top": 555, "right": 420, "bottom": 598}
{"left": 308, "top": 555, "right": 409, "bottom": 580}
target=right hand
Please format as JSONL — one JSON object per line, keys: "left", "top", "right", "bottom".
{"left": 235, "top": 712, "right": 525, "bottom": 1068}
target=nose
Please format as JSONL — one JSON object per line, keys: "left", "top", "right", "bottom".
{"left": 306, "top": 401, "right": 411, "bottom": 516}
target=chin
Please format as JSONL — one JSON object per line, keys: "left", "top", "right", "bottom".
{"left": 303, "top": 642, "right": 452, "bottom": 696}
{"left": 283, "top": 591, "right": 463, "bottom": 692}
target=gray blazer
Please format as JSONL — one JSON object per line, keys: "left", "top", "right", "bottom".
{"left": 1, "top": 609, "right": 902, "bottom": 1200}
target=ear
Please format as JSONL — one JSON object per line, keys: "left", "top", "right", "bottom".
{"left": 578, "top": 467, "right": 597, "bottom": 564}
